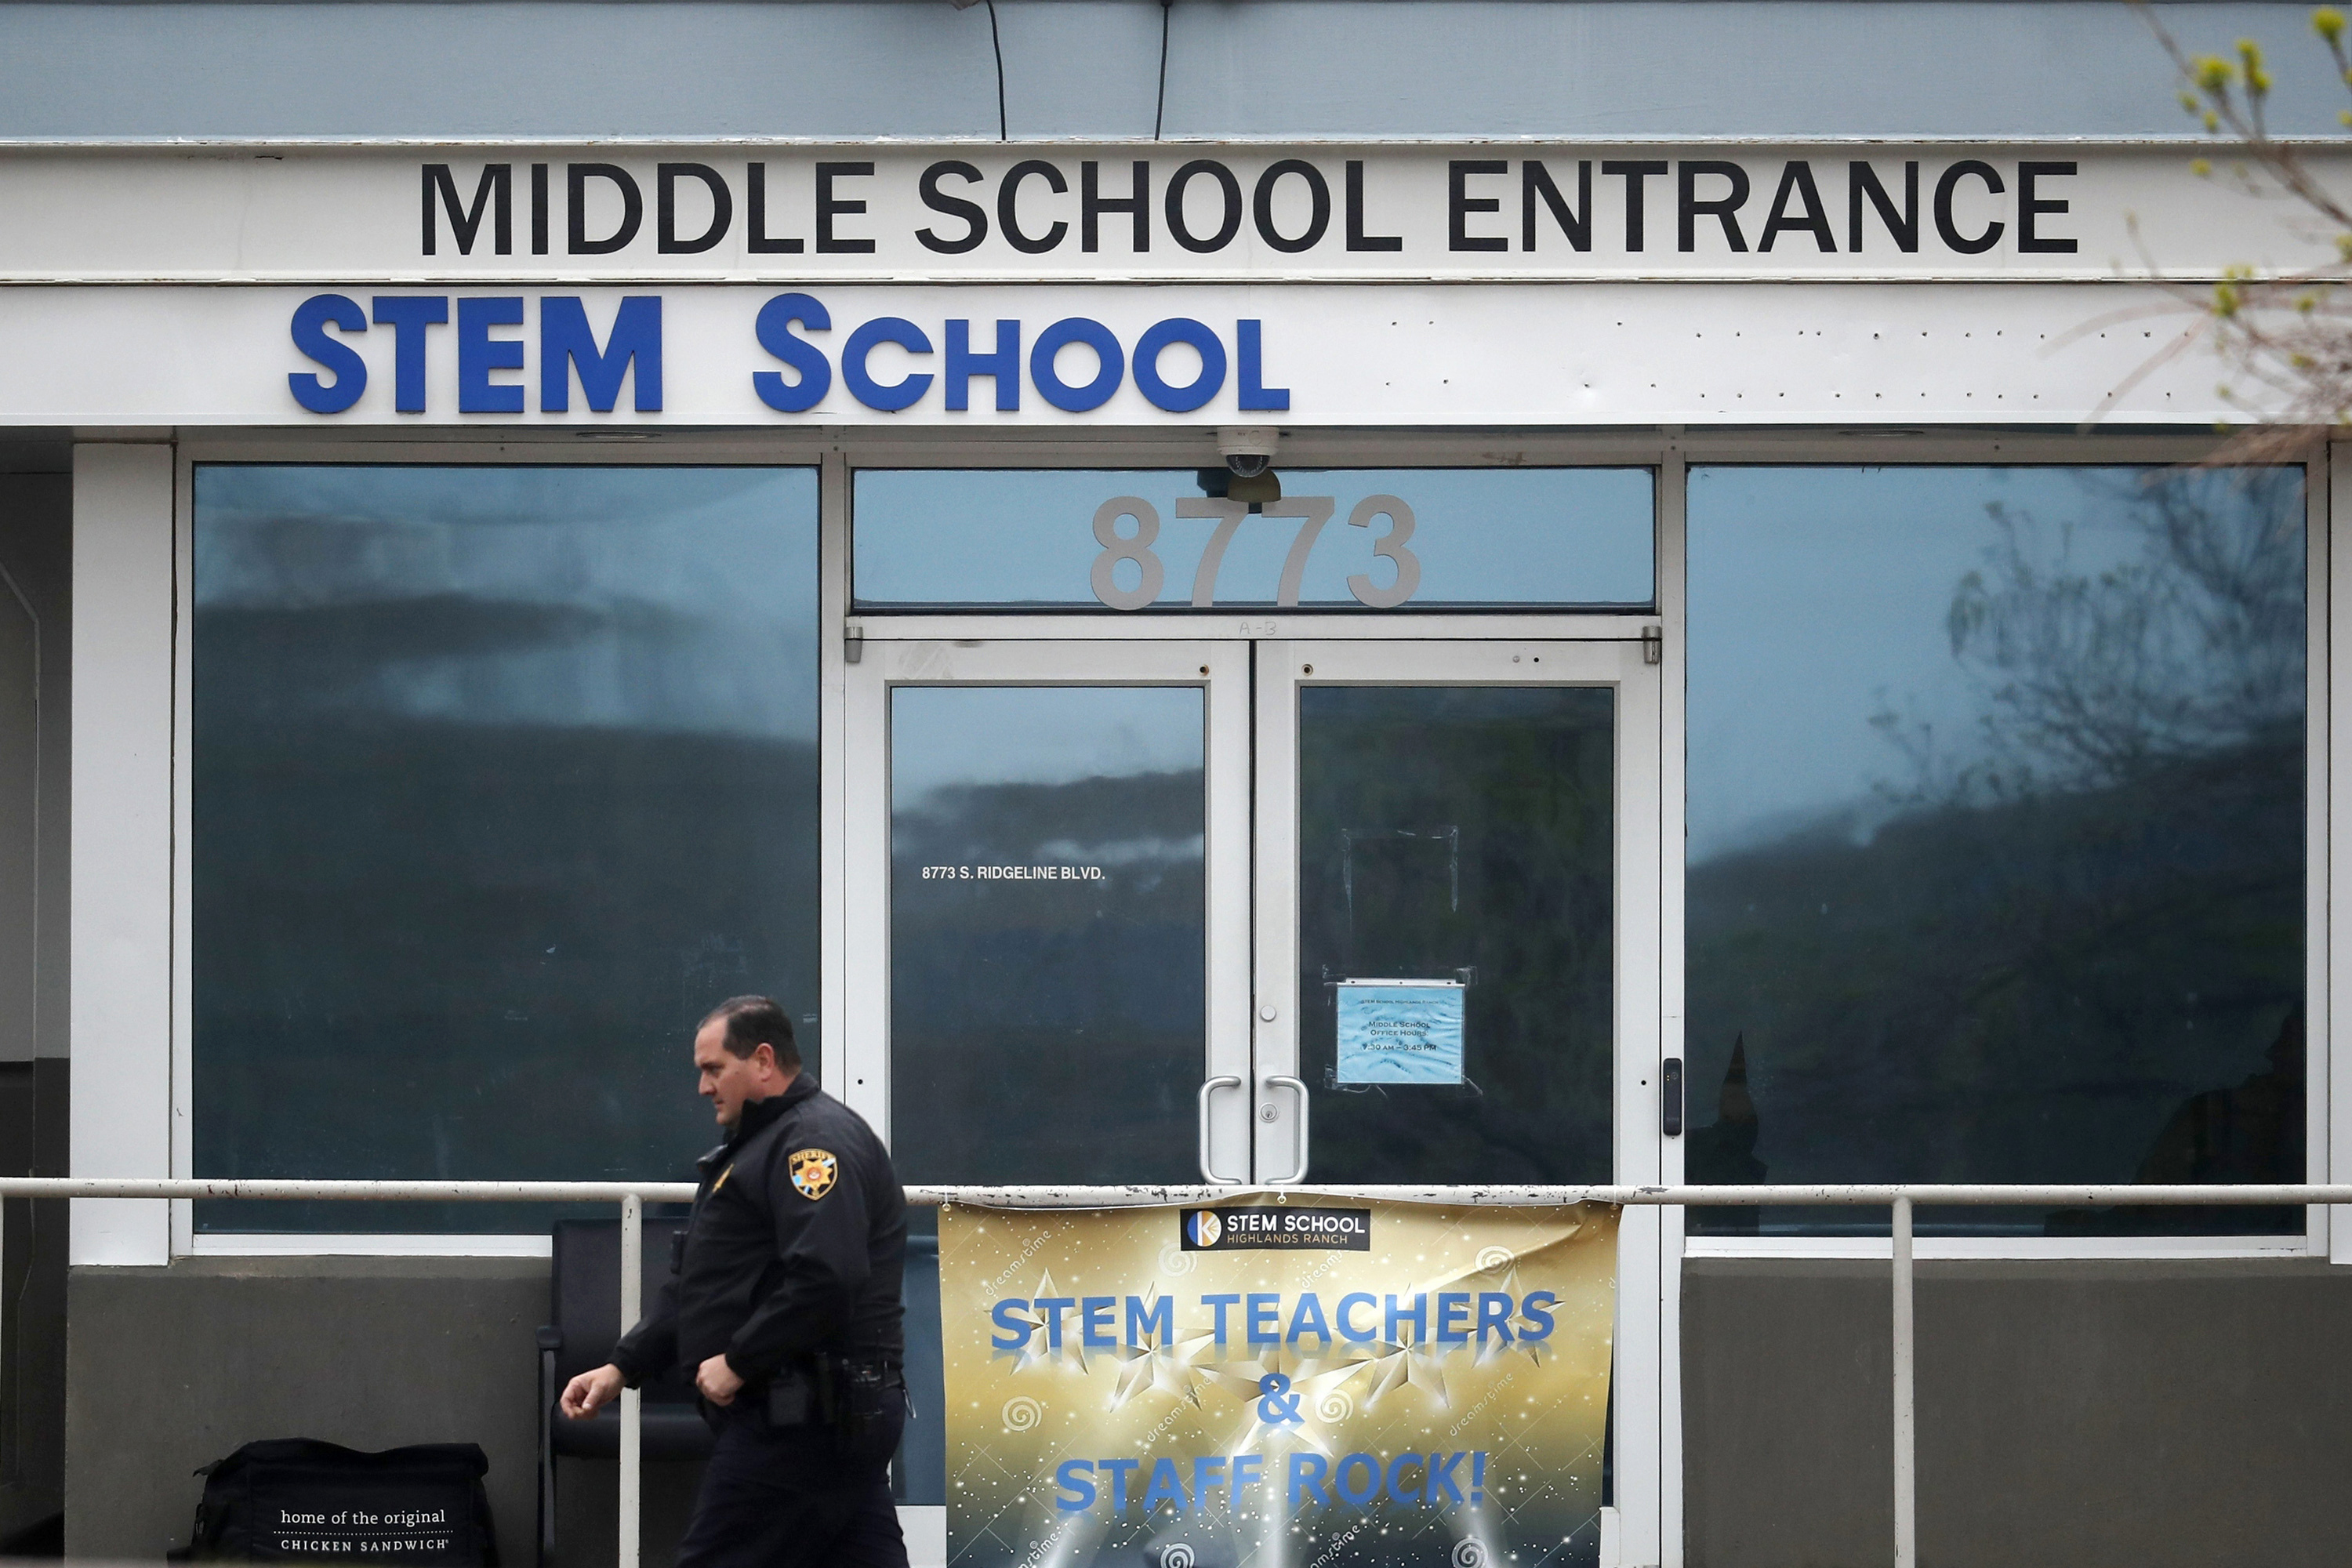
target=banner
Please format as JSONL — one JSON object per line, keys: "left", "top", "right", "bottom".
{"left": 940, "top": 1196, "right": 1617, "bottom": 1568}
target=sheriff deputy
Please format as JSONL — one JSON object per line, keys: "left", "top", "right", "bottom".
{"left": 561, "top": 994, "right": 909, "bottom": 1568}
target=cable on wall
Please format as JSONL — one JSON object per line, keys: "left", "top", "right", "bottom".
{"left": 987, "top": 0, "right": 1008, "bottom": 140}
{"left": 1155, "top": 0, "right": 1173, "bottom": 139}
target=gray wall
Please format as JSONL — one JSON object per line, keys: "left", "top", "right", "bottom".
{"left": 1, "top": 2, "right": 2347, "bottom": 142}
{"left": 64, "top": 1256, "right": 2352, "bottom": 1566}
{"left": 1684, "top": 1258, "right": 2352, "bottom": 1568}
{"left": 67, "top": 1258, "right": 708, "bottom": 1567}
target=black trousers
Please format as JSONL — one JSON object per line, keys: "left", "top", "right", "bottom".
{"left": 674, "top": 1403, "right": 907, "bottom": 1568}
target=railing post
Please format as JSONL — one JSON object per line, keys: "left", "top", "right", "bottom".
{"left": 619, "top": 1192, "right": 642, "bottom": 1568}
{"left": 1892, "top": 1192, "right": 1916, "bottom": 1568}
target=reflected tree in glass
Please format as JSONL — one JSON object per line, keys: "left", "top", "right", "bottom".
{"left": 1686, "top": 466, "right": 2305, "bottom": 1234}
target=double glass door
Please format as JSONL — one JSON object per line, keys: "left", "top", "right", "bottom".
{"left": 848, "top": 635, "right": 1658, "bottom": 1188}
{"left": 844, "top": 633, "right": 1667, "bottom": 1563}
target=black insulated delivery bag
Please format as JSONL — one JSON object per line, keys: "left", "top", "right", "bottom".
{"left": 173, "top": 1439, "right": 499, "bottom": 1565}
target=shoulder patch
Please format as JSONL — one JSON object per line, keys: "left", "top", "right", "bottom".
{"left": 787, "top": 1148, "right": 839, "bottom": 1200}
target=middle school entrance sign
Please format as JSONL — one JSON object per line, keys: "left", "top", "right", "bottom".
{"left": 939, "top": 1197, "right": 1619, "bottom": 1568}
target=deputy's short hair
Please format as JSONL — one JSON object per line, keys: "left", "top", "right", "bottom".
{"left": 701, "top": 995, "right": 800, "bottom": 1067}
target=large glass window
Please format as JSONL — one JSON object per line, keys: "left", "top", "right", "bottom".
{"left": 1686, "top": 466, "right": 2306, "bottom": 1236}
{"left": 853, "top": 467, "right": 1654, "bottom": 611}
{"left": 193, "top": 466, "right": 819, "bottom": 1232}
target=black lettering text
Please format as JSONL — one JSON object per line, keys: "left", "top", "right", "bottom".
{"left": 816, "top": 161, "right": 877, "bottom": 254}
{"left": 1600, "top": 160, "right": 1668, "bottom": 252}
{"left": 916, "top": 161, "right": 988, "bottom": 254}
{"left": 422, "top": 164, "right": 510, "bottom": 256}
{"left": 1848, "top": 161, "right": 1919, "bottom": 252}
{"left": 1522, "top": 159, "right": 1592, "bottom": 252}
{"left": 1933, "top": 160, "right": 2005, "bottom": 254}
{"left": 1448, "top": 159, "right": 1508, "bottom": 252}
{"left": 1678, "top": 160, "right": 1750, "bottom": 252}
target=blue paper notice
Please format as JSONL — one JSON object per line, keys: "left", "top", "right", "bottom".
{"left": 1334, "top": 981, "right": 1465, "bottom": 1085}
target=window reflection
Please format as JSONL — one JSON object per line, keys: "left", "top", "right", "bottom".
{"left": 1686, "top": 466, "right": 2305, "bottom": 1235}
{"left": 1296, "top": 685, "right": 1616, "bottom": 1185}
{"left": 192, "top": 466, "right": 821, "bottom": 1232}
{"left": 888, "top": 685, "right": 1206, "bottom": 1185}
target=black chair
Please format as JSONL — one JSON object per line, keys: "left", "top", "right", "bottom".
{"left": 537, "top": 1217, "right": 716, "bottom": 1568}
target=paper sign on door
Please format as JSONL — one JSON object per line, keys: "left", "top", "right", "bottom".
{"left": 1334, "top": 978, "right": 1465, "bottom": 1083}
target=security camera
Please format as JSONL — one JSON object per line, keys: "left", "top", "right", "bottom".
{"left": 1218, "top": 427, "right": 1279, "bottom": 480}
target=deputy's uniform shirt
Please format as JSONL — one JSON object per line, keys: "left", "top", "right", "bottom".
{"left": 611, "top": 1074, "right": 906, "bottom": 1389}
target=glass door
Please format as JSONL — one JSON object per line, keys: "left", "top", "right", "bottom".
{"left": 844, "top": 639, "right": 1256, "bottom": 1187}
{"left": 1251, "top": 637, "right": 1668, "bottom": 1566}
{"left": 850, "top": 634, "right": 1667, "bottom": 1563}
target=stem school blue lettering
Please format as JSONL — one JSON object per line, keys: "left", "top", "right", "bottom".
{"left": 989, "top": 1299, "right": 1029, "bottom": 1351}
{"left": 1080, "top": 1297, "right": 1116, "bottom": 1348}
{"left": 1033, "top": 1298, "right": 1074, "bottom": 1348}
{"left": 1127, "top": 1294, "right": 1174, "bottom": 1347}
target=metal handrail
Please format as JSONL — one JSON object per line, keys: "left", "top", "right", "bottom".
{"left": 12, "top": 1177, "right": 2352, "bottom": 1205}
{"left": 7, "top": 1178, "right": 2347, "bottom": 1568}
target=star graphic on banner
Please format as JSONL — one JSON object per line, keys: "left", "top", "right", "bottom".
{"left": 1105, "top": 1284, "right": 1219, "bottom": 1410}
{"left": 1185, "top": 1347, "right": 1388, "bottom": 1452}
{"left": 1356, "top": 1329, "right": 1453, "bottom": 1410}
{"left": 1476, "top": 1263, "right": 1553, "bottom": 1370}
{"left": 993, "top": 1270, "right": 1062, "bottom": 1371}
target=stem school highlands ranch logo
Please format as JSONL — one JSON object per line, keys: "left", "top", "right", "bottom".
{"left": 1180, "top": 1206, "right": 1370, "bottom": 1251}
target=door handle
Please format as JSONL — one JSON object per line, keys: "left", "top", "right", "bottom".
{"left": 1262, "top": 1076, "right": 1311, "bottom": 1185}
{"left": 1661, "top": 1057, "right": 1685, "bottom": 1138}
{"left": 1198, "top": 1076, "right": 1244, "bottom": 1185}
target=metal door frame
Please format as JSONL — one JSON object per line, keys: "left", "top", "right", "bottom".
{"left": 1251, "top": 635, "right": 1669, "bottom": 1568}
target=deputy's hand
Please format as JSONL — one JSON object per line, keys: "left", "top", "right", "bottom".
{"left": 560, "top": 1363, "right": 625, "bottom": 1419}
{"left": 695, "top": 1353, "right": 745, "bottom": 1406}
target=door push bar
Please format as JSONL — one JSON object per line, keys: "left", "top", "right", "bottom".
{"left": 1196, "top": 1076, "right": 1244, "bottom": 1184}
{"left": 1196, "top": 1074, "right": 1312, "bottom": 1184}
{"left": 1262, "top": 1076, "right": 1310, "bottom": 1185}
